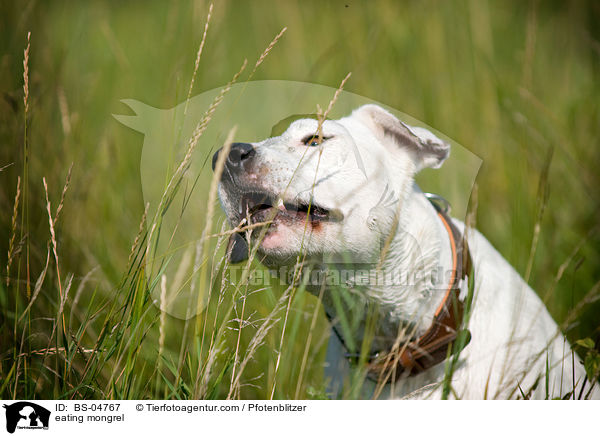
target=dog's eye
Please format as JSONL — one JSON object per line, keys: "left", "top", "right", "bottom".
{"left": 301, "top": 134, "right": 329, "bottom": 146}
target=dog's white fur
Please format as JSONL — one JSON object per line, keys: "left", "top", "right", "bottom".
{"left": 217, "top": 104, "right": 598, "bottom": 399}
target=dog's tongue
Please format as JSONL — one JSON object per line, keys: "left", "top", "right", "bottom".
{"left": 227, "top": 232, "right": 249, "bottom": 263}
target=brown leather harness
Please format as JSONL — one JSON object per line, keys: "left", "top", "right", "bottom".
{"left": 335, "top": 198, "right": 474, "bottom": 382}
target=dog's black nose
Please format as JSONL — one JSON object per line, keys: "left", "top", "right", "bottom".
{"left": 212, "top": 142, "right": 256, "bottom": 172}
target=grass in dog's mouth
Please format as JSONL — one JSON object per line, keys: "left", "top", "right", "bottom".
{"left": 239, "top": 191, "right": 342, "bottom": 225}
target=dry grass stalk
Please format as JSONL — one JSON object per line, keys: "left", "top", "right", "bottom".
{"left": 524, "top": 148, "right": 551, "bottom": 283}
{"left": 17, "top": 246, "right": 50, "bottom": 323}
{"left": 146, "top": 59, "right": 247, "bottom": 264}
{"left": 22, "top": 32, "right": 31, "bottom": 298}
{"left": 540, "top": 226, "right": 598, "bottom": 308}
{"left": 269, "top": 238, "right": 321, "bottom": 399}
{"left": 69, "top": 266, "right": 99, "bottom": 326}
{"left": 207, "top": 220, "right": 273, "bottom": 239}
{"left": 198, "top": 125, "right": 236, "bottom": 252}
{"left": 184, "top": 60, "right": 246, "bottom": 164}
{"left": 43, "top": 175, "right": 71, "bottom": 345}
{"left": 322, "top": 72, "right": 351, "bottom": 121}
{"left": 197, "top": 334, "right": 225, "bottom": 398}
{"left": 269, "top": 278, "right": 298, "bottom": 399}
{"left": 127, "top": 202, "right": 149, "bottom": 266}
{"left": 54, "top": 163, "right": 73, "bottom": 227}
{"left": 42, "top": 167, "right": 73, "bottom": 286}
{"left": 196, "top": 224, "right": 227, "bottom": 359}
{"left": 250, "top": 27, "right": 287, "bottom": 78}
{"left": 197, "top": 127, "right": 236, "bottom": 360}
{"left": 57, "top": 273, "right": 74, "bottom": 316}
{"left": 371, "top": 310, "right": 429, "bottom": 398}
{"left": 16, "top": 346, "right": 98, "bottom": 359}
{"left": 43, "top": 178, "right": 60, "bottom": 282}
{"left": 23, "top": 32, "right": 30, "bottom": 116}
{"left": 269, "top": 74, "right": 352, "bottom": 398}
{"left": 228, "top": 286, "right": 292, "bottom": 399}
{"left": 156, "top": 273, "right": 168, "bottom": 392}
{"left": 37, "top": 273, "right": 73, "bottom": 385}
{"left": 184, "top": 3, "right": 213, "bottom": 115}
{"left": 465, "top": 183, "right": 478, "bottom": 234}
{"left": 294, "top": 281, "right": 327, "bottom": 399}
{"left": 196, "top": 36, "right": 290, "bottom": 379}
{"left": 6, "top": 176, "right": 21, "bottom": 286}
{"left": 196, "top": 250, "right": 230, "bottom": 397}
{"left": 314, "top": 72, "right": 352, "bottom": 141}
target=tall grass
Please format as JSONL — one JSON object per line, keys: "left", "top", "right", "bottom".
{"left": 1, "top": 0, "right": 599, "bottom": 399}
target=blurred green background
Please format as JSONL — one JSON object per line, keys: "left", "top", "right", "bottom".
{"left": 1, "top": 0, "right": 599, "bottom": 399}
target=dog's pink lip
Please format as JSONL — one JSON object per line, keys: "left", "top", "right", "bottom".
{"left": 253, "top": 211, "right": 321, "bottom": 250}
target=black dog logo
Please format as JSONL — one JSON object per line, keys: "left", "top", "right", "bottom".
{"left": 2, "top": 402, "right": 50, "bottom": 433}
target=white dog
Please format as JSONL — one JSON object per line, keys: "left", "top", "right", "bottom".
{"left": 213, "top": 104, "right": 598, "bottom": 399}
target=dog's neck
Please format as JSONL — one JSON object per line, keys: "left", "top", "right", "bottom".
{"left": 381, "top": 184, "right": 454, "bottom": 331}
{"left": 322, "top": 183, "right": 454, "bottom": 354}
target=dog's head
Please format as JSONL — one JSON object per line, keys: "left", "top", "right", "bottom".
{"left": 213, "top": 104, "right": 450, "bottom": 266}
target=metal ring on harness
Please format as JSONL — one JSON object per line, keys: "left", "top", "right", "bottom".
{"left": 424, "top": 192, "right": 451, "bottom": 215}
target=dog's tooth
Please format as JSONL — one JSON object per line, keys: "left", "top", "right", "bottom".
{"left": 277, "top": 198, "right": 286, "bottom": 211}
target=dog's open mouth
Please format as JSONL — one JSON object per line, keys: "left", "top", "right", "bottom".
{"left": 238, "top": 192, "right": 342, "bottom": 226}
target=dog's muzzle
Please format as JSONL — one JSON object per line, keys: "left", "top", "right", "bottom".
{"left": 212, "top": 142, "right": 256, "bottom": 177}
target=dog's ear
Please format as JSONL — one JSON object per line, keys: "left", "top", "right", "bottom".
{"left": 227, "top": 232, "right": 249, "bottom": 263}
{"left": 352, "top": 104, "right": 450, "bottom": 171}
